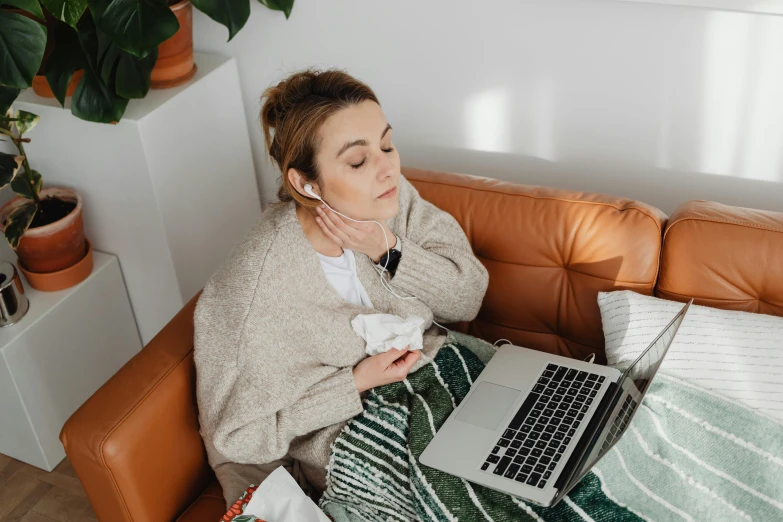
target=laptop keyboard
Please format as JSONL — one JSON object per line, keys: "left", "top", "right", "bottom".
{"left": 480, "top": 363, "right": 604, "bottom": 489}
{"left": 600, "top": 394, "right": 638, "bottom": 452}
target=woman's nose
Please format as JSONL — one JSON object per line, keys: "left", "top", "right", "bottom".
{"left": 375, "top": 151, "right": 395, "bottom": 178}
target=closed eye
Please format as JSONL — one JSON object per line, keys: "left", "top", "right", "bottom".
{"left": 350, "top": 146, "right": 395, "bottom": 169}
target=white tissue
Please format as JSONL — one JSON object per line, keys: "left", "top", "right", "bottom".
{"left": 241, "top": 466, "right": 330, "bottom": 522}
{"left": 351, "top": 314, "right": 427, "bottom": 355}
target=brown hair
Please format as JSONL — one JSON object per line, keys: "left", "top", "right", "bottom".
{"left": 260, "top": 68, "right": 380, "bottom": 208}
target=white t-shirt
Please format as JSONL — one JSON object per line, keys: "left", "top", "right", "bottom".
{"left": 315, "top": 249, "right": 374, "bottom": 308}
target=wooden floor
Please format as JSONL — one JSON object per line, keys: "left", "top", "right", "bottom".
{"left": 0, "top": 454, "right": 97, "bottom": 522}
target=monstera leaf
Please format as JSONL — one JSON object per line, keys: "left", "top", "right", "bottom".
{"left": 0, "top": 9, "right": 47, "bottom": 89}
{"left": 114, "top": 47, "right": 157, "bottom": 98}
{"left": 70, "top": 12, "right": 128, "bottom": 123}
{"left": 87, "top": 0, "right": 179, "bottom": 58}
{"left": 260, "top": 0, "right": 294, "bottom": 18}
{"left": 46, "top": 11, "right": 153, "bottom": 122}
{"left": 2, "top": 0, "right": 44, "bottom": 21}
{"left": 100, "top": 39, "right": 158, "bottom": 99}
{"left": 190, "top": 0, "right": 249, "bottom": 41}
{"left": 40, "top": 0, "right": 89, "bottom": 27}
{"left": 44, "top": 21, "right": 85, "bottom": 106}
{"left": 0, "top": 152, "right": 24, "bottom": 190}
{"left": 0, "top": 87, "right": 20, "bottom": 117}
{"left": 191, "top": 0, "right": 295, "bottom": 41}
{"left": 71, "top": 55, "right": 128, "bottom": 123}
{"left": 3, "top": 201, "right": 37, "bottom": 250}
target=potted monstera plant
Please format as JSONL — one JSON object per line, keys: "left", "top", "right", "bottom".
{"left": 0, "top": 106, "right": 91, "bottom": 291}
{"left": 0, "top": 0, "right": 294, "bottom": 123}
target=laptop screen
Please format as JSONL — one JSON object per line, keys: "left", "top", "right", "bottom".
{"left": 616, "top": 305, "right": 686, "bottom": 395}
{"left": 565, "top": 300, "right": 691, "bottom": 489}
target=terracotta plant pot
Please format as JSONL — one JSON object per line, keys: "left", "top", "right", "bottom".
{"left": 32, "top": 70, "right": 84, "bottom": 98}
{"left": 18, "top": 240, "right": 93, "bottom": 292}
{"left": 150, "top": 0, "right": 197, "bottom": 89}
{"left": 0, "top": 187, "right": 92, "bottom": 291}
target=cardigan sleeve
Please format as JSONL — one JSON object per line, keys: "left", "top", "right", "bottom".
{"left": 389, "top": 175, "right": 489, "bottom": 323}
{"left": 193, "top": 230, "right": 365, "bottom": 468}
{"left": 207, "top": 359, "right": 364, "bottom": 466}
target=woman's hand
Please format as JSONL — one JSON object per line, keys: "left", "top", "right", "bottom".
{"left": 315, "top": 204, "right": 395, "bottom": 263}
{"left": 353, "top": 347, "right": 422, "bottom": 393}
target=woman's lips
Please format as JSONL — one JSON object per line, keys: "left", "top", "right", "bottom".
{"left": 378, "top": 186, "right": 397, "bottom": 199}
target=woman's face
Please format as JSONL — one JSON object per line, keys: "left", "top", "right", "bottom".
{"left": 311, "top": 100, "right": 401, "bottom": 221}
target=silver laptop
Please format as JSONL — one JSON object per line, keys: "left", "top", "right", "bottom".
{"left": 420, "top": 299, "right": 692, "bottom": 507}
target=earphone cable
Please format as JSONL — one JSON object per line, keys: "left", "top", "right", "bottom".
{"left": 310, "top": 192, "right": 449, "bottom": 334}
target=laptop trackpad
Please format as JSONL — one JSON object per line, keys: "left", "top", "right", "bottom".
{"left": 456, "top": 381, "right": 520, "bottom": 431}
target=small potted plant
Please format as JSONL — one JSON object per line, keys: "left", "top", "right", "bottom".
{"left": 0, "top": 107, "right": 92, "bottom": 291}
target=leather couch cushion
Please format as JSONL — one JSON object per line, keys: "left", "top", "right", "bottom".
{"left": 404, "top": 167, "right": 667, "bottom": 362}
{"left": 657, "top": 200, "right": 783, "bottom": 317}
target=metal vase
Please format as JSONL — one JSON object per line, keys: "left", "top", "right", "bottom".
{"left": 0, "top": 261, "right": 29, "bottom": 327}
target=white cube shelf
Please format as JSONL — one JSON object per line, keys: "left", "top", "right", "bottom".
{"left": 10, "top": 53, "right": 262, "bottom": 344}
{"left": 0, "top": 251, "right": 142, "bottom": 470}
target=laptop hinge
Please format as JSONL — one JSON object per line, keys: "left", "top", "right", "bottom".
{"left": 553, "top": 380, "right": 620, "bottom": 492}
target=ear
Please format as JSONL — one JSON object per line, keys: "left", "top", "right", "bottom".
{"left": 287, "top": 167, "right": 305, "bottom": 195}
{"left": 288, "top": 168, "right": 320, "bottom": 199}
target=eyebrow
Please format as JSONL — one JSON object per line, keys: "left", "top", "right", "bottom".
{"left": 336, "top": 123, "right": 393, "bottom": 158}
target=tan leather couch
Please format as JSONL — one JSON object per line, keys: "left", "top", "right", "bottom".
{"left": 60, "top": 167, "right": 783, "bottom": 522}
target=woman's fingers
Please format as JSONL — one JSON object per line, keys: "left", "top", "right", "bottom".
{"left": 326, "top": 208, "right": 371, "bottom": 236}
{"left": 317, "top": 208, "right": 353, "bottom": 243}
{"left": 318, "top": 219, "right": 344, "bottom": 246}
{"left": 386, "top": 349, "right": 421, "bottom": 380}
{"left": 321, "top": 208, "right": 361, "bottom": 240}
{"left": 381, "top": 347, "right": 409, "bottom": 366}
{"left": 319, "top": 207, "right": 375, "bottom": 245}
{"left": 402, "top": 350, "right": 421, "bottom": 369}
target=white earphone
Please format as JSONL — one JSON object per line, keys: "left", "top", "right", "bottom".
{"left": 303, "top": 183, "right": 321, "bottom": 200}
{"left": 302, "top": 183, "right": 448, "bottom": 333}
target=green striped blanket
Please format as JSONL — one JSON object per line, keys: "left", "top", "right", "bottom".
{"left": 319, "top": 333, "right": 783, "bottom": 522}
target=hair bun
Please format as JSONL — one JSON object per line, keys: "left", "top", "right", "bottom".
{"left": 261, "top": 69, "right": 320, "bottom": 129}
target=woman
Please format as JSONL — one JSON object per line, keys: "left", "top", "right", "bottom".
{"left": 194, "top": 68, "right": 489, "bottom": 507}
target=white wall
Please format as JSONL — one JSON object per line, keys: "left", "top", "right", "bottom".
{"left": 193, "top": 0, "right": 783, "bottom": 215}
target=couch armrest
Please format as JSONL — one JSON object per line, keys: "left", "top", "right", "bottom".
{"left": 657, "top": 200, "right": 783, "bottom": 316}
{"left": 60, "top": 293, "right": 213, "bottom": 522}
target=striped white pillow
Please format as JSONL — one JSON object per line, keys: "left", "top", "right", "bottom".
{"left": 598, "top": 290, "right": 783, "bottom": 421}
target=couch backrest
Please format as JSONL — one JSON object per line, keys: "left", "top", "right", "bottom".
{"left": 657, "top": 200, "right": 783, "bottom": 317}
{"left": 404, "top": 167, "right": 668, "bottom": 362}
